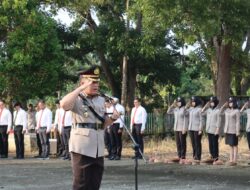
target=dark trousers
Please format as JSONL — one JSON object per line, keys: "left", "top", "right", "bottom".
{"left": 56, "top": 129, "right": 64, "bottom": 156}
{"left": 132, "top": 124, "right": 144, "bottom": 157}
{"left": 14, "top": 125, "right": 24, "bottom": 158}
{"left": 208, "top": 133, "right": 219, "bottom": 160}
{"left": 62, "top": 126, "right": 71, "bottom": 158}
{"left": 175, "top": 131, "right": 187, "bottom": 159}
{"left": 36, "top": 133, "right": 42, "bottom": 156}
{"left": 0, "top": 125, "right": 8, "bottom": 157}
{"left": 71, "top": 152, "right": 104, "bottom": 190}
{"left": 247, "top": 132, "right": 250, "bottom": 150}
{"left": 104, "top": 128, "right": 111, "bottom": 157}
{"left": 110, "top": 123, "right": 122, "bottom": 157}
{"left": 189, "top": 130, "right": 202, "bottom": 160}
{"left": 38, "top": 127, "right": 50, "bottom": 157}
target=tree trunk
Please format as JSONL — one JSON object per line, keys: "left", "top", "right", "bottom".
{"left": 84, "top": 10, "right": 118, "bottom": 96}
{"left": 126, "top": 62, "right": 137, "bottom": 111}
{"left": 121, "top": 56, "right": 128, "bottom": 107}
{"left": 215, "top": 42, "right": 231, "bottom": 106}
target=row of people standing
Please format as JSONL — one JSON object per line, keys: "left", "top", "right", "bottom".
{"left": 167, "top": 96, "right": 248, "bottom": 166}
{"left": 0, "top": 99, "right": 73, "bottom": 160}
{"left": 104, "top": 96, "right": 147, "bottom": 160}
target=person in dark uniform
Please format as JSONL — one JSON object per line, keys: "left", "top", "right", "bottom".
{"left": 0, "top": 99, "right": 12, "bottom": 158}
{"left": 60, "top": 66, "right": 119, "bottom": 190}
{"left": 13, "top": 102, "right": 27, "bottom": 159}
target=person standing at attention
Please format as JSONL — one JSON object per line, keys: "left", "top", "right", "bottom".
{"left": 0, "top": 99, "right": 12, "bottom": 158}
{"left": 13, "top": 102, "right": 27, "bottom": 159}
{"left": 220, "top": 97, "right": 240, "bottom": 166}
{"left": 167, "top": 97, "right": 188, "bottom": 164}
{"left": 35, "top": 100, "right": 52, "bottom": 160}
{"left": 60, "top": 65, "right": 119, "bottom": 190}
{"left": 130, "top": 97, "right": 147, "bottom": 159}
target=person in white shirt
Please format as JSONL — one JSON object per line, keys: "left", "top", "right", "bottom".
{"left": 13, "top": 102, "right": 27, "bottom": 159}
{"left": 35, "top": 100, "right": 52, "bottom": 159}
{"left": 130, "top": 97, "right": 147, "bottom": 159}
{"left": 104, "top": 99, "right": 113, "bottom": 159}
{"left": 109, "top": 97, "right": 125, "bottom": 160}
{"left": 53, "top": 100, "right": 65, "bottom": 157}
{"left": 59, "top": 108, "right": 73, "bottom": 160}
{"left": 27, "top": 103, "right": 36, "bottom": 133}
{"left": 0, "top": 99, "right": 12, "bottom": 158}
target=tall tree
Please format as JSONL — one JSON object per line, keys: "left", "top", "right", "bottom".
{"left": 136, "top": 0, "right": 250, "bottom": 105}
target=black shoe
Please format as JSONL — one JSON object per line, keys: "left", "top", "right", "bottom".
{"left": 63, "top": 156, "right": 69, "bottom": 160}
{"left": 109, "top": 156, "right": 115, "bottom": 160}
{"left": 115, "top": 156, "right": 121, "bottom": 160}
{"left": 1, "top": 155, "right": 8, "bottom": 159}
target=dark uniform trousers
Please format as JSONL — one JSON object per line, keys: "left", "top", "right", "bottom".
{"left": 36, "top": 132, "right": 42, "bottom": 156}
{"left": 0, "top": 125, "right": 8, "bottom": 158}
{"left": 189, "top": 131, "right": 202, "bottom": 160}
{"left": 38, "top": 127, "right": 50, "bottom": 157}
{"left": 72, "top": 152, "right": 104, "bottom": 190}
{"left": 208, "top": 133, "right": 219, "bottom": 160}
{"left": 14, "top": 125, "right": 24, "bottom": 158}
{"left": 175, "top": 131, "right": 187, "bottom": 159}
{"left": 132, "top": 124, "right": 144, "bottom": 157}
{"left": 55, "top": 130, "right": 65, "bottom": 156}
{"left": 104, "top": 128, "right": 111, "bottom": 157}
{"left": 62, "top": 126, "right": 71, "bottom": 158}
{"left": 247, "top": 132, "right": 250, "bottom": 150}
{"left": 110, "top": 123, "right": 122, "bottom": 158}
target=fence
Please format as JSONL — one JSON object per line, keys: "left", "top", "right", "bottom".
{"left": 124, "top": 113, "right": 248, "bottom": 136}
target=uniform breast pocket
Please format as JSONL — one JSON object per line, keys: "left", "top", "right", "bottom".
{"left": 74, "top": 128, "right": 90, "bottom": 136}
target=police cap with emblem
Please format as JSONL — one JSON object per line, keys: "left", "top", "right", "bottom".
{"left": 78, "top": 65, "right": 100, "bottom": 82}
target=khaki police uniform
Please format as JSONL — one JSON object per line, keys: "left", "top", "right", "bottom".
{"left": 61, "top": 65, "right": 111, "bottom": 190}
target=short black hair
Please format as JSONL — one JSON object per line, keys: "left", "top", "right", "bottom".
{"left": 134, "top": 97, "right": 141, "bottom": 103}
{"left": 14, "top": 102, "right": 22, "bottom": 107}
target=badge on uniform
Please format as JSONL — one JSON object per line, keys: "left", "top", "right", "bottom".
{"left": 82, "top": 105, "right": 89, "bottom": 118}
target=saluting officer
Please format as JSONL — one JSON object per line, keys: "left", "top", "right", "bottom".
{"left": 187, "top": 96, "right": 203, "bottom": 164}
{"left": 167, "top": 97, "right": 188, "bottom": 164}
{"left": 201, "top": 96, "right": 222, "bottom": 165}
{"left": 13, "top": 102, "right": 28, "bottom": 159}
{"left": 60, "top": 66, "right": 118, "bottom": 190}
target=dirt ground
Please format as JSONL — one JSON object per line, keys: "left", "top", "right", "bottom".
{"left": 0, "top": 156, "right": 250, "bottom": 190}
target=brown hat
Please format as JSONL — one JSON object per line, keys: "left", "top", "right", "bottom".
{"left": 78, "top": 65, "right": 100, "bottom": 82}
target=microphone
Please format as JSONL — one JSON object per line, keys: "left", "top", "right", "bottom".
{"left": 99, "top": 92, "right": 113, "bottom": 100}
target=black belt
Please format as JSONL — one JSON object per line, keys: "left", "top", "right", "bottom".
{"left": 76, "top": 123, "right": 103, "bottom": 130}
{"left": 63, "top": 126, "right": 71, "bottom": 129}
{"left": 0, "top": 125, "right": 7, "bottom": 127}
{"left": 39, "top": 127, "right": 47, "bottom": 129}
{"left": 133, "top": 123, "right": 142, "bottom": 126}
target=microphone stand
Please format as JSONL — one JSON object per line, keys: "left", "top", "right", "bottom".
{"left": 107, "top": 97, "right": 147, "bottom": 190}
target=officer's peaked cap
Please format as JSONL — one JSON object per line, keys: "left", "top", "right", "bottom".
{"left": 78, "top": 65, "right": 100, "bottom": 82}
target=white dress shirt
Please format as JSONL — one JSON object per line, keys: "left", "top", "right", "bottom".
{"left": 36, "top": 107, "right": 52, "bottom": 132}
{"left": 113, "top": 103, "right": 125, "bottom": 128}
{"left": 130, "top": 105, "right": 147, "bottom": 132}
{"left": 58, "top": 108, "right": 72, "bottom": 132}
{"left": 53, "top": 108, "right": 60, "bottom": 129}
{"left": 13, "top": 108, "right": 27, "bottom": 130}
{"left": 0, "top": 108, "right": 12, "bottom": 131}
